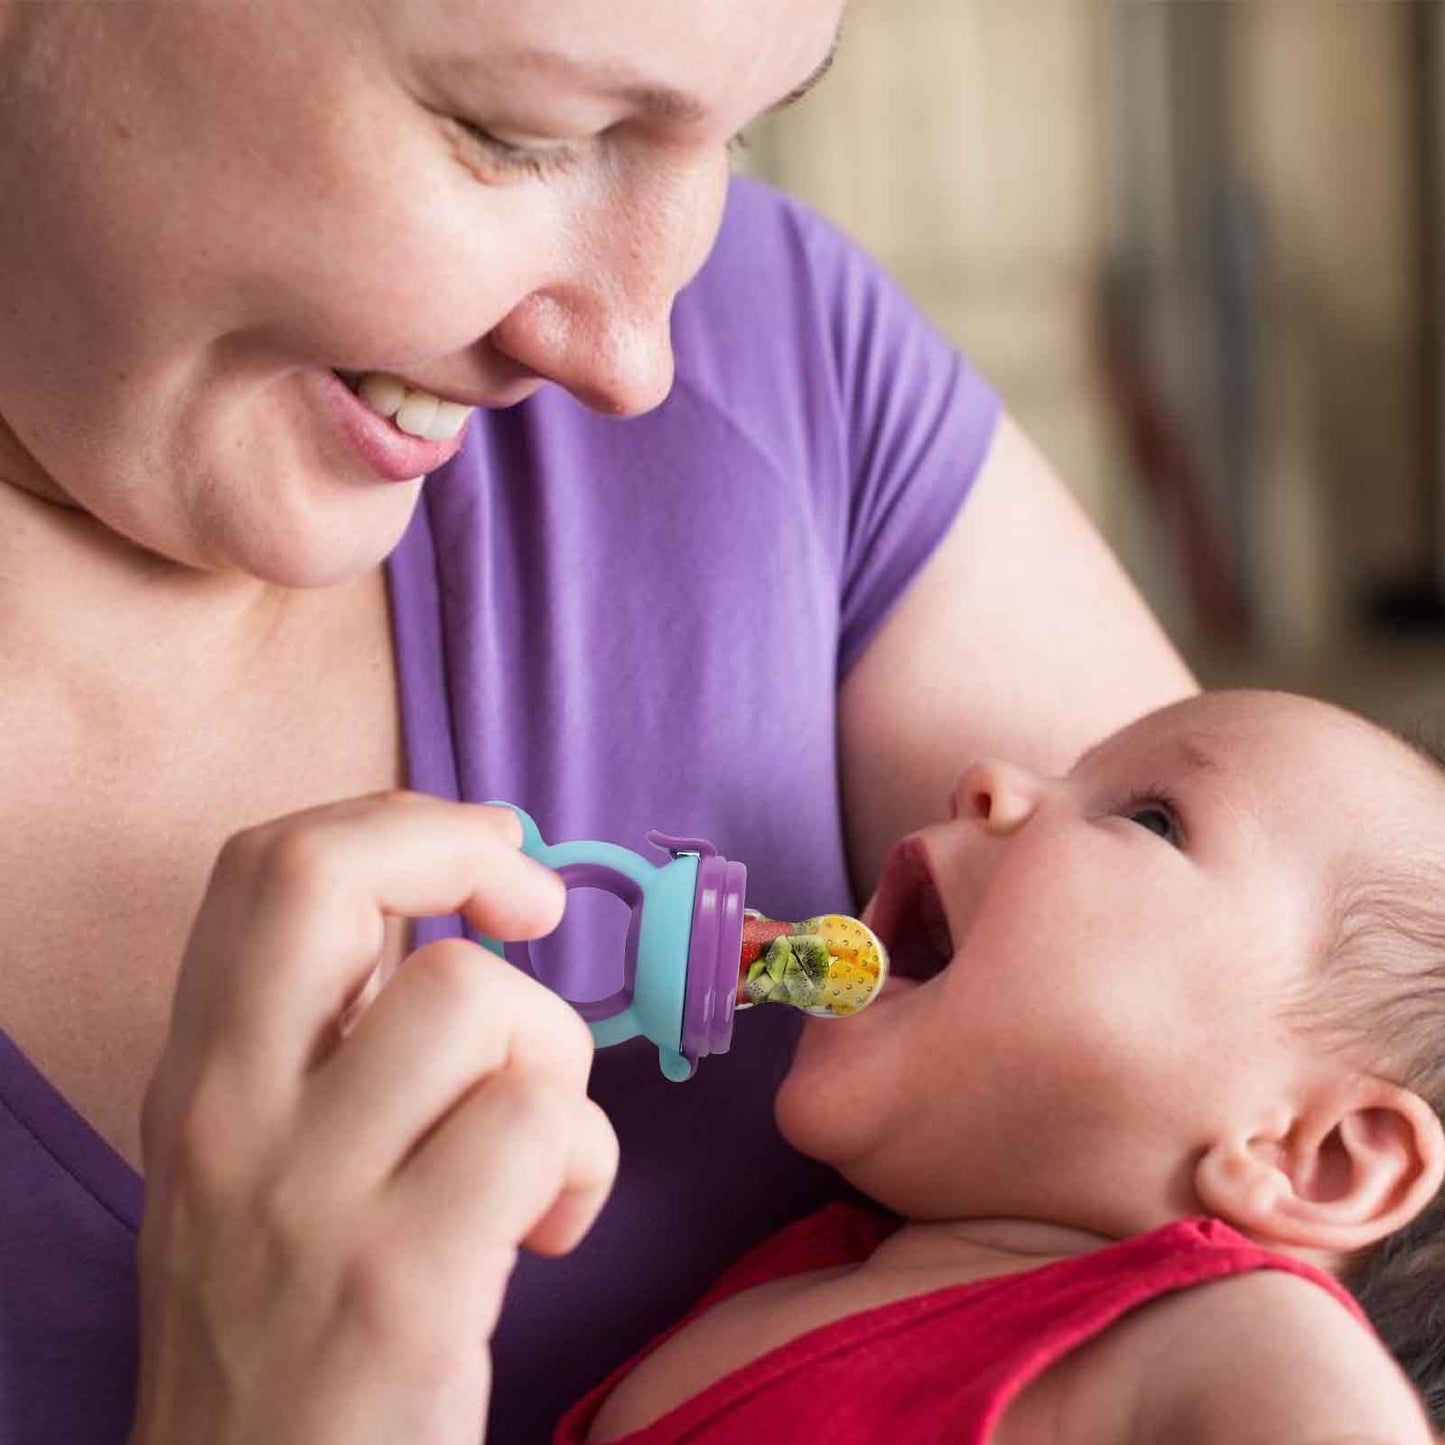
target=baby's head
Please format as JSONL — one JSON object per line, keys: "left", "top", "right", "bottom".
{"left": 777, "top": 689, "right": 1445, "bottom": 1358}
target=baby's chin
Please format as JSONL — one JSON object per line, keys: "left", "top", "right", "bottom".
{"left": 771, "top": 1031, "right": 833, "bottom": 1155}
{"left": 773, "top": 1079, "right": 912, "bottom": 1218}
{"left": 772, "top": 1020, "right": 886, "bottom": 1173}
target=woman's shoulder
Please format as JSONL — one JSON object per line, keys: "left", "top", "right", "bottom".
{"left": 677, "top": 172, "right": 952, "bottom": 344}
{"left": 685, "top": 175, "right": 861, "bottom": 298}
{"left": 670, "top": 176, "right": 962, "bottom": 427}
{"left": 666, "top": 177, "right": 987, "bottom": 517}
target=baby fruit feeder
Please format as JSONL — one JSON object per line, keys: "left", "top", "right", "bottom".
{"left": 475, "top": 805, "right": 886, "bottom": 1081}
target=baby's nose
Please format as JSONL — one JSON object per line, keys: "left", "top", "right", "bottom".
{"left": 950, "top": 760, "right": 1040, "bottom": 834}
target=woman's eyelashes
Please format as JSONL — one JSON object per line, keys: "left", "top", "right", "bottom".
{"left": 453, "top": 120, "right": 581, "bottom": 180}
{"left": 452, "top": 116, "right": 743, "bottom": 183}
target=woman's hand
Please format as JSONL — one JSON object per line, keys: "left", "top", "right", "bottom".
{"left": 129, "top": 793, "right": 618, "bottom": 1445}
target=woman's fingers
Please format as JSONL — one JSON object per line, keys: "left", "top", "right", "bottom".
{"left": 165, "top": 792, "right": 565, "bottom": 1102}
{"left": 382, "top": 1071, "right": 620, "bottom": 1315}
{"left": 133, "top": 791, "right": 617, "bottom": 1445}
{"left": 296, "top": 941, "right": 596, "bottom": 1195}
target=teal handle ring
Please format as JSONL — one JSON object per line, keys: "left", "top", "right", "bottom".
{"left": 475, "top": 805, "right": 746, "bottom": 1081}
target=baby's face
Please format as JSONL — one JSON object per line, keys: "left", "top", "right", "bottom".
{"left": 776, "top": 690, "right": 1442, "bottom": 1228}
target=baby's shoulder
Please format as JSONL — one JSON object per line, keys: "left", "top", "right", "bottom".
{"left": 1117, "top": 1263, "right": 1375, "bottom": 1369}
{"left": 1074, "top": 1267, "right": 1431, "bottom": 1444}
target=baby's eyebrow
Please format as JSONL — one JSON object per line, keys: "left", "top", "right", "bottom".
{"left": 1074, "top": 734, "right": 1223, "bottom": 778}
{"left": 1174, "top": 738, "right": 1223, "bottom": 775}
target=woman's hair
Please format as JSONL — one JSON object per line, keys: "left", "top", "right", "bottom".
{"left": 1306, "top": 728, "right": 1445, "bottom": 1426}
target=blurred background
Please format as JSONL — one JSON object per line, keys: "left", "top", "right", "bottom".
{"left": 750, "top": 0, "right": 1445, "bottom": 740}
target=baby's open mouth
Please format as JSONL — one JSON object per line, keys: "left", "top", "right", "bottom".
{"left": 863, "top": 837, "right": 955, "bottom": 984}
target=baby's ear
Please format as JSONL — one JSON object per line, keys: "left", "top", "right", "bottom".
{"left": 1195, "top": 1079, "right": 1445, "bottom": 1254}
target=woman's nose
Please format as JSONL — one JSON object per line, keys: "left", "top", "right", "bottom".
{"left": 492, "top": 291, "right": 676, "bottom": 416}
{"left": 489, "top": 152, "right": 729, "bottom": 418}
{"left": 949, "top": 760, "right": 1043, "bottom": 834}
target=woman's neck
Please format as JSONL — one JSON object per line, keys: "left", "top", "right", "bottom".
{"left": 0, "top": 470, "right": 341, "bottom": 698}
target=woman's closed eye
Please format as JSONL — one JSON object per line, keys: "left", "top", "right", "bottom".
{"left": 453, "top": 120, "right": 581, "bottom": 181}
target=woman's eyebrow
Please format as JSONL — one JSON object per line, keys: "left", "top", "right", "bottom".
{"left": 501, "top": 22, "right": 844, "bottom": 125}
{"left": 451, "top": 48, "right": 693, "bottom": 122}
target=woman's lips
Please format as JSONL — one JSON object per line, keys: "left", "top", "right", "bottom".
{"left": 308, "top": 367, "right": 468, "bottom": 483}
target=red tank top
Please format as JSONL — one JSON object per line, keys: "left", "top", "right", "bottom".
{"left": 554, "top": 1202, "right": 1368, "bottom": 1444}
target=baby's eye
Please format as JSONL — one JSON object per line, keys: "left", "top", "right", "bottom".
{"left": 1123, "top": 797, "right": 1183, "bottom": 848}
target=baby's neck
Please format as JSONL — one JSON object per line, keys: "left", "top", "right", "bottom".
{"left": 857, "top": 1215, "right": 1122, "bottom": 1292}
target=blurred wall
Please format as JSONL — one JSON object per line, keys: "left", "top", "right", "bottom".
{"left": 1231, "top": 2, "right": 1424, "bottom": 637}
{"left": 753, "top": 0, "right": 1117, "bottom": 524}
{"left": 752, "top": 0, "right": 1445, "bottom": 729}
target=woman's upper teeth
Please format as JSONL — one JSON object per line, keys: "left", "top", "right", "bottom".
{"left": 354, "top": 371, "right": 474, "bottom": 442}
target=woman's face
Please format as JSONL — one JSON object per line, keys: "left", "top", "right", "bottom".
{"left": 0, "top": 0, "right": 841, "bottom": 584}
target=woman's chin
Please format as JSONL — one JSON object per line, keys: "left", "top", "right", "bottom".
{"left": 215, "top": 479, "right": 424, "bottom": 588}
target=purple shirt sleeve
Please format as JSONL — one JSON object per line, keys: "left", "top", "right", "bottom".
{"left": 662, "top": 180, "right": 1000, "bottom": 677}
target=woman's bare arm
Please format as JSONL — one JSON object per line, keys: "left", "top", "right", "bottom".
{"left": 838, "top": 412, "right": 1197, "bottom": 898}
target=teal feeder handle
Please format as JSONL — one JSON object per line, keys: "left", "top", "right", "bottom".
{"left": 475, "top": 805, "right": 748, "bottom": 1081}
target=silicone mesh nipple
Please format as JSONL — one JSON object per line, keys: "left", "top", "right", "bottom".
{"left": 735, "top": 911, "right": 889, "bottom": 1018}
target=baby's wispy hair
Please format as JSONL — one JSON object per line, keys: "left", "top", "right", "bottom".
{"left": 1291, "top": 721, "right": 1445, "bottom": 1426}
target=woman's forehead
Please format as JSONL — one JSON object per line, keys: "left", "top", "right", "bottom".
{"left": 66, "top": 0, "right": 842, "bottom": 143}
{"left": 383, "top": 0, "right": 844, "bottom": 115}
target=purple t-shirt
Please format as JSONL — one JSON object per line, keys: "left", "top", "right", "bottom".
{"left": 0, "top": 179, "right": 997, "bottom": 1442}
